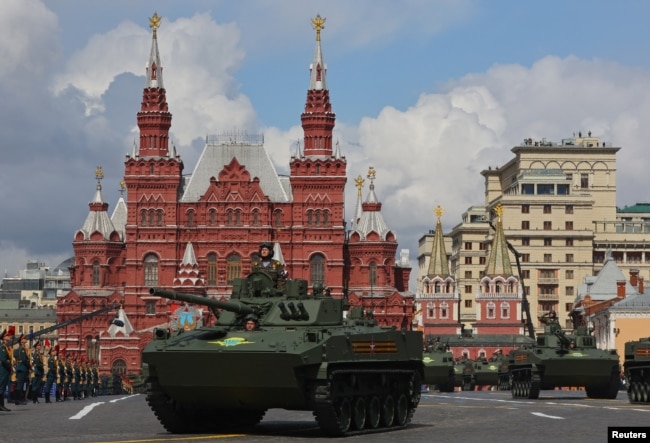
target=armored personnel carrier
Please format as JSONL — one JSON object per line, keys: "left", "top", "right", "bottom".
{"left": 472, "top": 357, "right": 500, "bottom": 390}
{"left": 422, "top": 338, "right": 454, "bottom": 392}
{"left": 453, "top": 357, "right": 475, "bottom": 391}
{"left": 508, "top": 312, "right": 620, "bottom": 399}
{"left": 623, "top": 337, "right": 650, "bottom": 403}
{"left": 142, "top": 272, "right": 424, "bottom": 436}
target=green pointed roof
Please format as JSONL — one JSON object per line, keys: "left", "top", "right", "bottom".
{"left": 485, "top": 204, "right": 514, "bottom": 277}
{"left": 427, "top": 206, "right": 450, "bottom": 277}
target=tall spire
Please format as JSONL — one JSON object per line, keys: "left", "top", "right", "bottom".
{"left": 351, "top": 174, "right": 364, "bottom": 229}
{"left": 137, "top": 12, "right": 172, "bottom": 157}
{"left": 427, "top": 205, "right": 450, "bottom": 277}
{"left": 485, "top": 204, "right": 514, "bottom": 277}
{"left": 78, "top": 166, "right": 117, "bottom": 240}
{"left": 301, "top": 13, "right": 335, "bottom": 157}
{"left": 353, "top": 167, "right": 391, "bottom": 239}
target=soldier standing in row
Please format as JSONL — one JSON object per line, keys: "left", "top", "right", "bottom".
{"left": 91, "top": 361, "right": 99, "bottom": 397}
{"left": 30, "top": 340, "right": 44, "bottom": 403}
{"left": 0, "top": 327, "right": 15, "bottom": 412}
{"left": 56, "top": 350, "right": 66, "bottom": 401}
{"left": 72, "top": 355, "right": 81, "bottom": 400}
{"left": 13, "top": 334, "right": 30, "bottom": 406}
{"left": 44, "top": 345, "right": 58, "bottom": 403}
{"left": 64, "top": 353, "right": 73, "bottom": 401}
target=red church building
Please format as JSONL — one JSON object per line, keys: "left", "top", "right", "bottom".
{"left": 56, "top": 14, "right": 414, "bottom": 375}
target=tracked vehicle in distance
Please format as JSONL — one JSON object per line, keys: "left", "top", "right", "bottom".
{"left": 422, "top": 338, "right": 454, "bottom": 392}
{"left": 508, "top": 312, "right": 620, "bottom": 399}
{"left": 623, "top": 337, "right": 650, "bottom": 404}
{"left": 142, "top": 272, "right": 424, "bottom": 436}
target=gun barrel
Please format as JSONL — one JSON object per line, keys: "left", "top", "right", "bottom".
{"left": 554, "top": 330, "right": 571, "bottom": 345}
{"left": 149, "top": 288, "right": 254, "bottom": 315}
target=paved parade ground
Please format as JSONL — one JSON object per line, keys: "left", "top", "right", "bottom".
{"left": 2, "top": 389, "right": 649, "bottom": 443}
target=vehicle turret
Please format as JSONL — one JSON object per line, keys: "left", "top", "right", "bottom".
{"left": 149, "top": 288, "right": 255, "bottom": 317}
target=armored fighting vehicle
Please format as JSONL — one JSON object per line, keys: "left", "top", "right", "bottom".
{"left": 623, "top": 337, "right": 650, "bottom": 403}
{"left": 142, "top": 272, "right": 424, "bottom": 436}
{"left": 453, "top": 357, "right": 475, "bottom": 391}
{"left": 471, "top": 357, "right": 500, "bottom": 390}
{"left": 508, "top": 313, "right": 620, "bottom": 399}
{"left": 422, "top": 338, "right": 454, "bottom": 392}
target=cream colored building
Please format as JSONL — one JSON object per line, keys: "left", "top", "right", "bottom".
{"left": 418, "top": 133, "right": 650, "bottom": 336}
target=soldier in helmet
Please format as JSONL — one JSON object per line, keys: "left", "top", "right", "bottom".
{"left": 244, "top": 314, "right": 259, "bottom": 331}
{"left": 251, "top": 242, "right": 287, "bottom": 290}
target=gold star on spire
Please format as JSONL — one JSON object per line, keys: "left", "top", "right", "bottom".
{"left": 434, "top": 205, "right": 444, "bottom": 220}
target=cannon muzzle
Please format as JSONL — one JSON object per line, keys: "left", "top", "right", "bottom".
{"left": 149, "top": 288, "right": 254, "bottom": 316}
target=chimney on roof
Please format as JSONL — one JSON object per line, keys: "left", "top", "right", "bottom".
{"left": 616, "top": 280, "right": 626, "bottom": 298}
{"left": 630, "top": 269, "right": 639, "bottom": 288}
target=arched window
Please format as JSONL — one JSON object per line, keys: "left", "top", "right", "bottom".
{"left": 307, "top": 211, "right": 313, "bottom": 226}
{"left": 501, "top": 301, "right": 510, "bottom": 319}
{"left": 92, "top": 261, "right": 100, "bottom": 286}
{"left": 140, "top": 210, "right": 146, "bottom": 226}
{"left": 187, "top": 211, "right": 194, "bottom": 227}
{"left": 226, "top": 254, "right": 241, "bottom": 285}
{"left": 207, "top": 253, "right": 217, "bottom": 286}
{"left": 86, "top": 335, "right": 99, "bottom": 363}
{"left": 144, "top": 254, "right": 159, "bottom": 287}
{"left": 275, "top": 211, "right": 282, "bottom": 227}
{"left": 486, "top": 301, "right": 496, "bottom": 319}
{"left": 157, "top": 210, "right": 163, "bottom": 226}
{"left": 252, "top": 210, "right": 259, "bottom": 226}
{"left": 315, "top": 211, "right": 321, "bottom": 226}
{"left": 369, "top": 261, "right": 377, "bottom": 286}
{"left": 227, "top": 211, "right": 233, "bottom": 226}
{"left": 112, "top": 358, "right": 127, "bottom": 376}
{"left": 148, "top": 210, "right": 155, "bottom": 227}
{"left": 235, "top": 210, "right": 241, "bottom": 226}
{"left": 427, "top": 302, "right": 435, "bottom": 319}
{"left": 310, "top": 254, "right": 325, "bottom": 285}
{"left": 209, "top": 209, "right": 216, "bottom": 226}
{"left": 440, "top": 302, "right": 449, "bottom": 319}
{"left": 323, "top": 211, "right": 329, "bottom": 226}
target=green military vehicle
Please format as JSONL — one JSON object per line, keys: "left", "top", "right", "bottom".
{"left": 623, "top": 337, "right": 650, "bottom": 403}
{"left": 142, "top": 272, "right": 424, "bottom": 436}
{"left": 422, "top": 338, "right": 455, "bottom": 392}
{"left": 508, "top": 312, "right": 620, "bottom": 399}
{"left": 453, "top": 357, "right": 476, "bottom": 391}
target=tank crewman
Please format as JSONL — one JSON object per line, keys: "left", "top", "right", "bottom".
{"left": 30, "top": 340, "right": 45, "bottom": 403}
{"left": 251, "top": 242, "right": 288, "bottom": 290}
{"left": 0, "top": 327, "right": 15, "bottom": 412}
{"left": 44, "top": 345, "right": 58, "bottom": 403}
{"left": 244, "top": 314, "right": 259, "bottom": 331}
{"left": 13, "top": 333, "right": 30, "bottom": 405}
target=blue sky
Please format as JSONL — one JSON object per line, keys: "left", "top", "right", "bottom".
{"left": 2, "top": 0, "right": 650, "bottom": 285}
